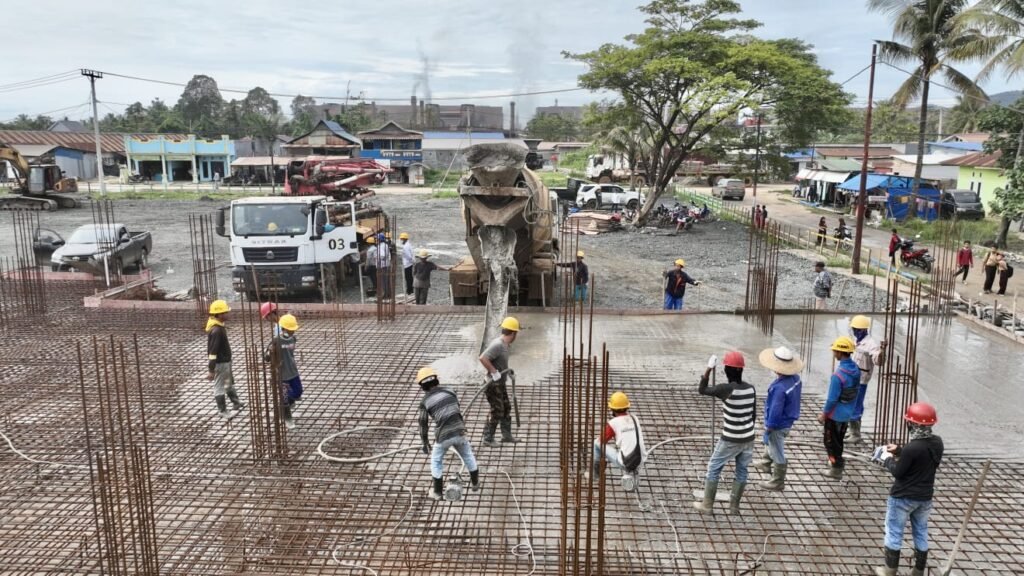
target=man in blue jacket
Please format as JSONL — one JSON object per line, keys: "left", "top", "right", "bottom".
{"left": 817, "top": 336, "right": 861, "bottom": 480}
{"left": 754, "top": 346, "right": 805, "bottom": 491}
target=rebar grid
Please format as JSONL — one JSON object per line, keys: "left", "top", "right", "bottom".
{"left": 0, "top": 211, "right": 47, "bottom": 331}
{"left": 798, "top": 298, "right": 816, "bottom": 375}
{"left": 373, "top": 213, "right": 397, "bottom": 322}
{"left": 928, "top": 219, "right": 961, "bottom": 323}
{"left": 188, "top": 213, "right": 219, "bottom": 318}
{"left": 743, "top": 217, "right": 782, "bottom": 335}
{"left": 89, "top": 199, "right": 125, "bottom": 287}
{"left": 0, "top": 283, "right": 1023, "bottom": 573}
{"left": 874, "top": 278, "right": 923, "bottom": 446}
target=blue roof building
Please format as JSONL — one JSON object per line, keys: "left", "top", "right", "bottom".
{"left": 124, "top": 134, "right": 235, "bottom": 183}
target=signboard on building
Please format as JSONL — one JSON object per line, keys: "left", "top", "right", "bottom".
{"left": 381, "top": 150, "right": 422, "bottom": 160}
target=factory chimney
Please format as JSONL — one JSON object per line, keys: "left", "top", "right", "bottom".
{"left": 411, "top": 95, "right": 418, "bottom": 127}
{"left": 509, "top": 101, "right": 516, "bottom": 137}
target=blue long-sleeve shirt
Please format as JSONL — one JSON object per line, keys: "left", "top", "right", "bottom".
{"left": 822, "top": 358, "right": 860, "bottom": 422}
{"left": 764, "top": 374, "right": 802, "bottom": 430}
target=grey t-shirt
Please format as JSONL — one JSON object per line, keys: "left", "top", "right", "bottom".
{"left": 412, "top": 260, "right": 438, "bottom": 288}
{"left": 481, "top": 336, "right": 510, "bottom": 374}
{"left": 275, "top": 332, "right": 299, "bottom": 381}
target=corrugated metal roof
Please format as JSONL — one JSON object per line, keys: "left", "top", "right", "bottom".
{"left": 939, "top": 151, "right": 1002, "bottom": 168}
{"left": 818, "top": 147, "right": 898, "bottom": 157}
{"left": 891, "top": 153, "right": 964, "bottom": 166}
{"left": 422, "top": 131, "right": 505, "bottom": 140}
{"left": 230, "top": 156, "right": 291, "bottom": 167}
{"left": 320, "top": 120, "right": 361, "bottom": 145}
{"left": 0, "top": 129, "right": 186, "bottom": 154}
{"left": 929, "top": 141, "right": 983, "bottom": 152}
{"left": 8, "top": 144, "right": 59, "bottom": 157}
{"left": 422, "top": 138, "right": 525, "bottom": 151}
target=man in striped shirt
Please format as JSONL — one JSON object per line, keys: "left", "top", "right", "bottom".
{"left": 416, "top": 366, "right": 481, "bottom": 501}
{"left": 693, "top": 350, "right": 757, "bottom": 515}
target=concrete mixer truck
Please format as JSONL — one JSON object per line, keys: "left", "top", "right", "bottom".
{"left": 448, "top": 144, "right": 557, "bottom": 340}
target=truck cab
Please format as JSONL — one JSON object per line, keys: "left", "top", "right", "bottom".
{"left": 220, "top": 195, "right": 360, "bottom": 296}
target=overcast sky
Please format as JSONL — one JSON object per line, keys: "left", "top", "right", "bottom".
{"left": 2, "top": 0, "right": 1019, "bottom": 123}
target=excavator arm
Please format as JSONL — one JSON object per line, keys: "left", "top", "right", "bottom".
{"left": 0, "top": 142, "right": 31, "bottom": 192}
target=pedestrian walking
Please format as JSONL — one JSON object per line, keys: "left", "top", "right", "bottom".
{"left": 754, "top": 346, "right": 804, "bottom": 491}
{"left": 760, "top": 205, "right": 768, "bottom": 229}
{"left": 205, "top": 300, "right": 245, "bottom": 419}
{"left": 478, "top": 316, "right": 520, "bottom": 446}
{"left": 817, "top": 336, "right": 860, "bottom": 480}
{"left": 753, "top": 205, "right": 763, "bottom": 229}
{"left": 956, "top": 240, "right": 974, "bottom": 284}
{"left": 848, "top": 315, "right": 883, "bottom": 443}
{"left": 693, "top": 351, "right": 756, "bottom": 514}
{"left": 556, "top": 250, "right": 589, "bottom": 302}
{"left": 412, "top": 249, "right": 451, "bottom": 305}
{"left": 416, "top": 366, "right": 482, "bottom": 500}
{"left": 870, "top": 402, "right": 943, "bottom": 576}
{"left": 816, "top": 217, "right": 828, "bottom": 247}
{"left": 996, "top": 253, "right": 1012, "bottom": 295}
{"left": 889, "top": 229, "right": 900, "bottom": 268}
{"left": 812, "top": 261, "right": 832, "bottom": 310}
{"left": 265, "top": 314, "right": 302, "bottom": 429}
{"left": 662, "top": 259, "right": 701, "bottom": 310}
{"left": 592, "top": 391, "right": 646, "bottom": 484}
{"left": 400, "top": 232, "right": 415, "bottom": 298}
{"left": 982, "top": 248, "right": 1000, "bottom": 294}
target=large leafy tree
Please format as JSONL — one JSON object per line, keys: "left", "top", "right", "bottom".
{"left": 290, "top": 95, "right": 318, "bottom": 136}
{"left": 525, "top": 113, "right": 580, "bottom": 141}
{"left": 0, "top": 114, "right": 54, "bottom": 130}
{"left": 176, "top": 74, "right": 224, "bottom": 132}
{"left": 868, "top": 0, "right": 986, "bottom": 218}
{"left": 978, "top": 100, "right": 1024, "bottom": 247}
{"left": 567, "top": 0, "right": 850, "bottom": 225}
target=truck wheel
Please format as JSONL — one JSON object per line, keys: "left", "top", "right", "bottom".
{"left": 634, "top": 176, "right": 646, "bottom": 187}
{"left": 598, "top": 175, "right": 612, "bottom": 184}
{"left": 626, "top": 200, "right": 639, "bottom": 210}
{"left": 137, "top": 249, "right": 149, "bottom": 271}
{"left": 584, "top": 200, "right": 597, "bottom": 209}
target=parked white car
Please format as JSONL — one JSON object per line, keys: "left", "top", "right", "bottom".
{"left": 575, "top": 183, "right": 645, "bottom": 210}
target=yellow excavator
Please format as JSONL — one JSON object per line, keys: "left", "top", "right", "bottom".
{"left": 0, "top": 142, "right": 80, "bottom": 210}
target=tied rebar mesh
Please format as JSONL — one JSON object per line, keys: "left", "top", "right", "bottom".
{"left": 0, "top": 211, "right": 47, "bottom": 330}
{"left": 929, "top": 218, "right": 962, "bottom": 323}
{"left": 188, "top": 214, "right": 219, "bottom": 318}
{"left": 77, "top": 335, "right": 159, "bottom": 575}
{"left": 743, "top": 212, "right": 782, "bottom": 335}
{"left": 240, "top": 286, "right": 289, "bottom": 461}
{"left": 90, "top": 199, "right": 124, "bottom": 287}
{"left": 372, "top": 213, "right": 397, "bottom": 322}
{"left": 873, "top": 277, "right": 923, "bottom": 446}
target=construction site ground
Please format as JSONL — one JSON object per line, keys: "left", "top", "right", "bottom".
{"left": 0, "top": 282, "right": 1022, "bottom": 574}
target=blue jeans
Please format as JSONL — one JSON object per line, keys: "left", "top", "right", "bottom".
{"left": 284, "top": 375, "right": 303, "bottom": 404}
{"left": 431, "top": 435, "right": 477, "bottom": 479}
{"left": 664, "top": 293, "right": 684, "bottom": 310}
{"left": 885, "top": 496, "right": 933, "bottom": 551}
{"left": 574, "top": 285, "right": 588, "bottom": 302}
{"left": 705, "top": 439, "right": 753, "bottom": 483}
{"left": 852, "top": 384, "right": 868, "bottom": 421}
{"left": 592, "top": 439, "right": 623, "bottom": 472}
{"left": 764, "top": 428, "right": 791, "bottom": 465}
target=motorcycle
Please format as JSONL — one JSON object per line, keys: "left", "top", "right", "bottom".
{"left": 689, "top": 205, "right": 717, "bottom": 223}
{"left": 898, "top": 236, "right": 934, "bottom": 274}
{"left": 833, "top": 225, "right": 853, "bottom": 251}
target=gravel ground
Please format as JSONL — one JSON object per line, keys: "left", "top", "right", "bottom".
{"left": 0, "top": 193, "right": 879, "bottom": 310}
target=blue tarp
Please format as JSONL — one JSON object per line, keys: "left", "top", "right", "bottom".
{"left": 838, "top": 174, "right": 916, "bottom": 192}
{"left": 838, "top": 174, "right": 941, "bottom": 221}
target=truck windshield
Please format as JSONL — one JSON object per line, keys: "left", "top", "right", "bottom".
{"left": 233, "top": 204, "right": 309, "bottom": 236}
{"left": 69, "top": 227, "right": 118, "bottom": 244}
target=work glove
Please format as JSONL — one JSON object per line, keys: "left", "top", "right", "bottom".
{"left": 707, "top": 355, "right": 718, "bottom": 369}
{"left": 490, "top": 371, "right": 501, "bottom": 382}
{"left": 422, "top": 444, "right": 430, "bottom": 455}
{"left": 871, "top": 445, "right": 893, "bottom": 464}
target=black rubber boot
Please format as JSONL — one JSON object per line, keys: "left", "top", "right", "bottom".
{"left": 729, "top": 482, "right": 746, "bottom": 515}
{"left": 482, "top": 420, "right": 498, "bottom": 447}
{"left": 226, "top": 388, "right": 245, "bottom": 410}
{"left": 469, "top": 469, "right": 482, "bottom": 491}
{"left": 847, "top": 420, "right": 862, "bottom": 442}
{"left": 822, "top": 465, "right": 844, "bottom": 480}
{"left": 759, "top": 464, "right": 786, "bottom": 491}
{"left": 910, "top": 549, "right": 927, "bottom": 576}
{"left": 499, "top": 418, "right": 519, "bottom": 443}
{"left": 692, "top": 480, "right": 718, "bottom": 513}
{"left": 874, "top": 547, "right": 900, "bottom": 576}
{"left": 429, "top": 477, "right": 444, "bottom": 501}
{"left": 215, "top": 395, "right": 234, "bottom": 419}
{"left": 752, "top": 449, "right": 773, "bottom": 473}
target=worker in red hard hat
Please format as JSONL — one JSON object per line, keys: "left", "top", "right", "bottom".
{"left": 260, "top": 302, "right": 281, "bottom": 336}
{"left": 693, "top": 350, "right": 756, "bottom": 515}
{"left": 870, "top": 402, "right": 943, "bottom": 576}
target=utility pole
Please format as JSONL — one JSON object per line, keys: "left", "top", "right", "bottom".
{"left": 852, "top": 44, "right": 877, "bottom": 275}
{"left": 752, "top": 109, "right": 763, "bottom": 199}
{"left": 82, "top": 69, "right": 106, "bottom": 196}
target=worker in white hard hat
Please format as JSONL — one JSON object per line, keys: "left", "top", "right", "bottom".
{"left": 206, "top": 300, "right": 244, "bottom": 420}
{"left": 848, "top": 315, "right": 884, "bottom": 443}
{"left": 478, "top": 316, "right": 521, "bottom": 446}
{"left": 557, "top": 250, "right": 589, "bottom": 302}
{"left": 416, "top": 366, "right": 481, "bottom": 500}
{"left": 399, "top": 232, "right": 415, "bottom": 299}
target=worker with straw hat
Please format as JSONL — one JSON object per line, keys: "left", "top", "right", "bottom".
{"left": 412, "top": 249, "right": 452, "bottom": 305}
{"left": 754, "top": 346, "right": 804, "bottom": 491}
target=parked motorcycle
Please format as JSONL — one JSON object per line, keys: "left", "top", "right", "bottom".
{"left": 833, "top": 225, "right": 853, "bottom": 251}
{"left": 898, "top": 236, "right": 934, "bottom": 274}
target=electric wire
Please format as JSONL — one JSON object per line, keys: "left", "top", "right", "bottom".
{"left": 879, "top": 60, "right": 1024, "bottom": 116}
{"left": 0, "top": 70, "right": 79, "bottom": 91}
{"left": 0, "top": 76, "right": 79, "bottom": 94}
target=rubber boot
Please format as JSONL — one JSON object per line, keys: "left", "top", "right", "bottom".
{"left": 873, "top": 547, "right": 900, "bottom": 576}
{"left": 847, "top": 420, "right": 862, "bottom": 442}
{"left": 226, "top": 388, "right": 245, "bottom": 410}
{"left": 429, "top": 477, "right": 443, "bottom": 501}
{"left": 822, "top": 465, "right": 844, "bottom": 480}
{"left": 215, "top": 395, "right": 234, "bottom": 419}
{"left": 482, "top": 419, "right": 498, "bottom": 447}
{"left": 470, "top": 469, "right": 482, "bottom": 492}
{"left": 752, "top": 449, "right": 773, "bottom": 474}
{"left": 758, "top": 464, "right": 786, "bottom": 491}
{"left": 729, "top": 482, "right": 746, "bottom": 515}
{"left": 283, "top": 403, "right": 295, "bottom": 430}
{"left": 692, "top": 480, "right": 718, "bottom": 513}
{"left": 499, "top": 418, "right": 519, "bottom": 444}
{"left": 910, "top": 549, "right": 928, "bottom": 576}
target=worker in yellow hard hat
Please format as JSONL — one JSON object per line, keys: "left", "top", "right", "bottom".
{"left": 593, "top": 391, "right": 646, "bottom": 484}
{"left": 556, "top": 250, "right": 589, "bottom": 302}
{"left": 265, "top": 314, "right": 302, "bottom": 430}
{"left": 363, "top": 235, "right": 379, "bottom": 296}
{"left": 662, "top": 258, "right": 702, "bottom": 310}
{"left": 399, "top": 232, "right": 415, "bottom": 299}
{"left": 206, "top": 300, "right": 244, "bottom": 420}
{"left": 479, "top": 316, "right": 521, "bottom": 446}
{"left": 848, "top": 315, "right": 884, "bottom": 442}
{"left": 415, "top": 366, "right": 481, "bottom": 500}
{"left": 817, "top": 336, "right": 861, "bottom": 480}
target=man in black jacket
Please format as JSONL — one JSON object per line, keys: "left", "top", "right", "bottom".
{"left": 871, "top": 402, "right": 944, "bottom": 576}
{"left": 206, "top": 300, "right": 244, "bottom": 419}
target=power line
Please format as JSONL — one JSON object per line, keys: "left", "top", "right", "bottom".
{"left": 0, "top": 76, "right": 79, "bottom": 95}
{"left": 879, "top": 60, "right": 1024, "bottom": 116}
{"left": 0, "top": 102, "right": 92, "bottom": 124}
{"left": 838, "top": 63, "right": 873, "bottom": 87}
{"left": 96, "top": 69, "right": 586, "bottom": 102}
{"left": 0, "top": 70, "right": 78, "bottom": 91}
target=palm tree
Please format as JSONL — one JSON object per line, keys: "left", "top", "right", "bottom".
{"left": 955, "top": 0, "right": 1024, "bottom": 246}
{"left": 946, "top": 94, "right": 988, "bottom": 133}
{"left": 868, "top": 0, "right": 987, "bottom": 218}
